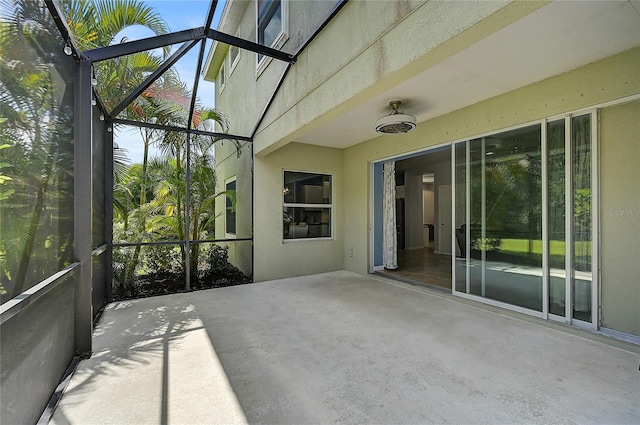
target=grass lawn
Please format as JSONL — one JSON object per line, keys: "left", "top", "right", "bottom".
{"left": 499, "top": 239, "right": 591, "bottom": 257}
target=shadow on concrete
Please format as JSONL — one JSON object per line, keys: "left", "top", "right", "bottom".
{"left": 53, "top": 271, "right": 640, "bottom": 424}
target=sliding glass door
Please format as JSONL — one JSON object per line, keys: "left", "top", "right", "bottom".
{"left": 453, "top": 113, "right": 595, "bottom": 324}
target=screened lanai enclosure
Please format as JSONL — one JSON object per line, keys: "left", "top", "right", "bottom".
{"left": 0, "top": 0, "right": 346, "bottom": 423}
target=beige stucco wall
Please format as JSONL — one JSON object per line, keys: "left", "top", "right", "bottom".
{"left": 213, "top": 140, "right": 253, "bottom": 276}
{"left": 599, "top": 99, "right": 640, "bottom": 337}
{"left": 254, "top": 0, "right": 550, "bottom": 155}
{"left": 253, "top": 143, "right": 344, "bottom": 282}
{"left": 211, "top": 0, "right": 344, "bottom": 137}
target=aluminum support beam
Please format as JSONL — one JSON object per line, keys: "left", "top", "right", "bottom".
{"left": 206, "top": 29, "right": 294, "bottom": 63}
{"left": 110, "top": 40, "right": 199, "bottom": 118}
{"left": 204, "top": 0, "right": 219, "bottom": 32}
{"left": 187, "top": 41, "right": 207, "bottom": 130}
{"left": 85, "top": 28, "right": 206, "bottom": 62}
{"left": 74, "top": 60, "right": 93, "bottom": 355}
{"left": 112, "top": 118, "right": 252, "bottom": 142}
{"left": 105, "top": 117, "right": 114, "bottom": 302}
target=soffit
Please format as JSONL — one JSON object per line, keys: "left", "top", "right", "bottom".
{"left": 202, "top": 0, "right": 251, "bottom": 80}
{"left": 294, "top": 1, "right": 640, "bottom": 149}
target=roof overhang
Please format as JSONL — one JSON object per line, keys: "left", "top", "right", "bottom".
{"left": 286, "top": 1, "right": 640, "bottom": 149}
{"left": 203, "top": 0, "right": 251, "bottom": 81}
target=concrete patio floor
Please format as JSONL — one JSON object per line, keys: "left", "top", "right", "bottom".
{"left": 51, "top": 271, "right": 640, "bottom": 425}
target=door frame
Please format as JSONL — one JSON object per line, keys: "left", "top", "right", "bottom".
{"left": 369, "top": 142, "right": 452, "bottom": 273}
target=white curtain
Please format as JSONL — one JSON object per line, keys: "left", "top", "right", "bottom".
{"left": 383, "top": 161, "right": 398, "bottom": 269}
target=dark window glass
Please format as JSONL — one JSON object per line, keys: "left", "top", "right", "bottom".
{"left": 226, "top": 180, "right": 236, "bottom": 235}
{"left": 257, "top": 0, "right": 283, "bottom": 61}
{"left": 283, "top": 171, "right": 332, "bottom": 239}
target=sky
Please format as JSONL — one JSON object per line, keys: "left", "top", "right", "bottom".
{"left": 113, "top": 0, "right": 226, "bottom": 164}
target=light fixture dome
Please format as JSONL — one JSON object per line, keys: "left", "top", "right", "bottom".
{"left": 375, "top": 100, "right": 417, "bottom": 135}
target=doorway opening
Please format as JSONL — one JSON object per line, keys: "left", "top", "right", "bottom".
{"left": 372, "top": 145, "right": 452, "bottom": 290}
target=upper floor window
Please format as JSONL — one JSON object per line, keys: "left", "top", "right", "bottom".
{"left": 229, "top": 45, "right": 240, "bottom": 74}
{"left": 257, "top": 0, "right": 288, "bottom": 68}
{"left": 219, "top": 59, "right": 226, "bottom": 91}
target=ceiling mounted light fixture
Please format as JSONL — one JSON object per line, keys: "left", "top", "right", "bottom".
{"left": 375, "top": 100, "right": 417, "bottom": 135}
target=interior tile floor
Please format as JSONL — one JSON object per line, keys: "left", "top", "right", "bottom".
{"left": 378, "top": 246, "right": 452, "bottom": 290}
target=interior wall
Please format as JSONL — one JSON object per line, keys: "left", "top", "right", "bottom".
{"left": 423, "top": 185, "right": 434, "bottom": 225}
{"left": 254, "top": 143, "right": 344, "bottom": 281}
{"left": 404, "top": 172, "right": 424, "bottom": 249}
{"left": 430, "top": 160, "right": 452, "bottom": 254}
{"left": 599, "top": 99, "right": 640, "bottom": 337}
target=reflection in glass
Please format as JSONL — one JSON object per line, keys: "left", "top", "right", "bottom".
{"left": 572, "top": 114, "right": 592, "bottom": 322}
{"left": 258, "top": 0, "right": 282, "bottom": 50}
{"left": 284, "top": 207, "right": 332, "bottom": 239}
{"left": 454, "top": 142, "right": 467, "bottom": 292}
{"left": 283, "top": 171, "right": 332, "bottom": 239}
{"left": 547, "top": 119, "right": 566, "bottom": 316}
{"left": 453, "top": 117, "right": 593, "bottom": 319}
{"left": 0, "top": 2, "right": 75, "bottom": 303}
{"left": 460, "top": 125, "right": 544, "bottom": 311}
{"left": 225, "top": 179, "right": 237, "bottom": 235}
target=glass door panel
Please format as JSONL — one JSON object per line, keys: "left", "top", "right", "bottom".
{"left": 454, "top": 142, "right": 467, "bottom": 292}
{"left": 453, "top": 115, "right": 594, "bottom": 321}
{"left": 457, "top": 125, "right": 543, "bottom": 312}
{"left": 547, "top": 119, "right": 567, "bottom": 316}
{"left": 572, "top": 114, "right": 592, "bottom": 322}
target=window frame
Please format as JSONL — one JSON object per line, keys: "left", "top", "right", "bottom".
{"left": 229, "top": 45, "right": 240, "bottom": 75}
{"left": 283, "top": 170, "right": 333, "bottom": 242}
{"left": 225, "top": 176, "right": 237, "bottom": 238}
{"left": 256, "top": 0, "right": 288, "bottom": 75}
{"left": 219, "top": 59, "right": 226, "bottom": 92}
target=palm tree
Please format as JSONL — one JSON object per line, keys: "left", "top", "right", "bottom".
{"left": 62, "top": 0, "right": 170, "bottom": 112}
{"left": 0, "top": 0, "right": 76, "bottom": 299}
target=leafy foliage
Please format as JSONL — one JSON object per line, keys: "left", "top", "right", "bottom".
{"left": 0, "top": 0, "right": 75, "bottom": 302}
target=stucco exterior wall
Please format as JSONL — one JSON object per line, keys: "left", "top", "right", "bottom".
{"left": 212, "top": 0, "right": 341, "bottom": 137}
{"left": 254, "top": 143, "right": 344, "bottom": 282}
{"left": 214, "top": 140, "right": 253, "bottom": 276}
{"left": 599, "top": 99, "right": 640, "bottom": 337}
{"left": 254, "top": 0, "right": 549, "bottom": 155}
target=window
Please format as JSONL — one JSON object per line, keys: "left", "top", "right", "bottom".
{"left": 283, "top": 171, "right": 332, "bottom": 240}
{"left": 219, "top": 60, "right": 226, "bottom": 91}
{"left": 225, "top": 178, "right": 236, "bottom": 236}
{"left": 229, "top": 45, "right": 240, "bottom": 74}
{"left": 257, "top": 0, "right": 287, "bottom": 67}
